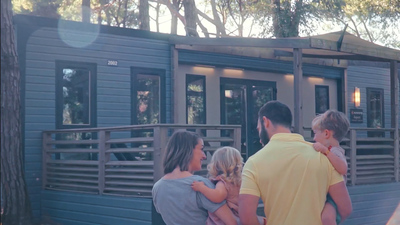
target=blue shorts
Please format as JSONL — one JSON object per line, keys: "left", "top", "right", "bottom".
{"left": 326, "top": 194, "right": 341, "bottom": 224}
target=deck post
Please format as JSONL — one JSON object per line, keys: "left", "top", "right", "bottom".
{"left": 152, "top": 126, "right": 168, "bottom": 225}
{"left": 293, "top": 48, "right": 303, "bottom": 135}
{"left": 42, "top": 132, "right": 52, "bottom": 189}
{"left": 233, "top": 127, "right": 241, "bottom": 155}
{"left": 390, "top": 60, "right": 399, "bottom": 182}
{"left": 153, "top": 126, "right": 168, "bottom": 182}
{"left": 171, "top": 46, "right": 179, "bottom": 124}
{"left": 350, "top": 129, "right": 357, "bottom": 186}
{"left": 98, "top": 130, "right": 107, "bottom": 195}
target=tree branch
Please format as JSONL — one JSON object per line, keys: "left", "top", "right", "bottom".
{"left": 151, "top": 0, "right": 186, "bottom": 25}
{"left": 360, "top": 16, "right": 373, "bottom": 42}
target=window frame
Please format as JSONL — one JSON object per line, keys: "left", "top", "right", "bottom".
{"left": 315, "top": 85, "right": 330, "bottom": 115}
{"left": 55, "top": 61, "right": 97, "bottom": 129}
{"left": 131, "top": 67, "right": 166, "bottom": 125}
{"left": 366, "top": 87, "right": 385, "bottom": 128}
{"left": 186, "top": 74, "right": 206, "bottom": 124}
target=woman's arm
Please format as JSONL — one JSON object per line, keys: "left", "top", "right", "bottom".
{"left": 214, "top": 204, "right": 238, "bottom": 225}
{"left": 191, "top": 181, "right": 228, "bottom": 203}
{"left": 314, "top": 143, "right": 347, "bottom": 175}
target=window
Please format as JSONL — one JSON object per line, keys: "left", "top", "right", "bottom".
{"left": 315, "top": 85, "right": 329, "bottom": 114}
{"left": 367, "top": 88, "right": 384, "bottom": 137}
{"left": 220, "top": 78, "right": 276, "bottom": 158}
{"left": 186, "top": 75, "right": 206, "bottom": 124}
{"left": 55, "top": 61, "right": 97, "bottom": 160}
{"left": 56, "top": 61, "right": 97, "bottom": 128}
{"left": 131, "top": 67, "right": 165, "bottom": 125}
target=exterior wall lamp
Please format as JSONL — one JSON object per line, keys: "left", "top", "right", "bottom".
{"left": 354, "top": 87, "right": 360, "bottom": 108}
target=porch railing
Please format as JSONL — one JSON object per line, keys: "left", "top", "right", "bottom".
{"left": 304, "top": 127, "right": 400, "bottom": 186}
{"left": 42, "top": 125, "right": 399, "bottom": 197}
{"left": 42, "top": 124, "right": 241, "bottom": 197}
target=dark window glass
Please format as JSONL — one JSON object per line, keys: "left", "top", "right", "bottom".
{"left": 56, "top": 61, "right": 96, "bottom": 128}
{"left": 56, "top": 61, "right": 97, "bottom": 160}
{"left": 135, "top": 74, "right": 160, "bottom": 125}
{"left": 315, "top": 85, "right": 329, "bottom": 114}
{"left": 367, "top": 88, "right": 384, "bottom": 137}
{"left": 186, "top": 75, "right": 206, "bottom": 124}
{"left": 62, "top": 68, "right": 91, "bottom": 125}
{"left": 220, "top": 78, "right": 276, "bottom": 159}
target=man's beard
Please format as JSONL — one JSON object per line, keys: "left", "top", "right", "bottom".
{"left": 259, "top": 124, "right": 270, "bottom": 146}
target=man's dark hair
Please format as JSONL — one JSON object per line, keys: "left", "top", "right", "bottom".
{"left": 258, "top": 101, "right": 292, "bottom": 128}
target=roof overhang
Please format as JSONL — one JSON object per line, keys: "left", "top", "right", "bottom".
{"left": 169, "top": 31, "right": 400, "bottom": 62}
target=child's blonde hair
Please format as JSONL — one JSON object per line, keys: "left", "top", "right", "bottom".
{"left": 207, "top": 146, "right": 243, "bottom": 186}
{"left": 312, "top": 109, "right": 350, "bottom": 142}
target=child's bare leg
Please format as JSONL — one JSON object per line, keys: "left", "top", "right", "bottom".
{"left": 321, "top": 202, "right": 337, "bottom": 225}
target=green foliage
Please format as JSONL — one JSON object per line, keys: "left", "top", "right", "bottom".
{"left": 11, "top": 0, "right": 400, "bottom": 48}
{"left": 13, "top": 0, "right": 61, "bottom": 18}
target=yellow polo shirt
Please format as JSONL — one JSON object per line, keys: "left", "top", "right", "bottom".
{"left": 240, "top": 133, "right": 343, "bottom": 225}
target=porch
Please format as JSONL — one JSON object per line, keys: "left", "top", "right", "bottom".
{"left": 41, "top": 124, "right": 400, "bottom": 224}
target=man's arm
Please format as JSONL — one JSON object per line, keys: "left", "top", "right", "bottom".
{"left": 239, "top": 194, "right": 260, "bottom": 225}
{"left": 213, "top": 204, "right": 237, "bottom": 225}
{"left": 328, "top": 181, "right": 352, "bottom": 221}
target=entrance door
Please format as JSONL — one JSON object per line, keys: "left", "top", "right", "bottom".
{"left": 220, "top": 78, "right": 276, "bottom": 159}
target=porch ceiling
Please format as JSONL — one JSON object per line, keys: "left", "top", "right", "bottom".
{"left": 169, "top": 31, "right": 400, "bottom": 62}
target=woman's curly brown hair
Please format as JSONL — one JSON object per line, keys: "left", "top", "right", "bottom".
{"left": 207, "top": 147, "right": 243, "bottom": 186}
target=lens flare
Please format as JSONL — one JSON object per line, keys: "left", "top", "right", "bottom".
{"left": 387, "top": 202, "right": 400, "bottom": 225}
{"left": 57, "top": 10, "right": 100, "bottom": 48}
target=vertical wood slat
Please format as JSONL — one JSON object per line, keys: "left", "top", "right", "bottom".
{"left": 171, "top": 47, "right": 179, "bottom": 124}
{"left": 153, "top": 127, "right": 168, "bottom": 183}
{"left": 42, "top": 132, "right": 52, "bottom": 189}
{"left": 98, "top": 131, "right": 106, "bottom": 195}
{"left": 390, "top": 61, "right": 399, "bottom": 182}
{"left": 343, "top": 69, "right": 348, "bottom": 114}
{"left": 293, "top": 48, "right": 303, "bottom": 135}
{"left": 350, "top": 129, "right": 357, "bottom": 186}
{"left": 233, "top": 127, "right": 241, "bottom": 154}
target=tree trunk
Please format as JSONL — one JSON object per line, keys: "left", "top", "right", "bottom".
{"left": 170, "top": 0, "right": 179, "bottom": 34}
{"left": 155, "top": 3, "right": 160, "bottom": 32}
{"left": 1, "top": 0, "right": 33, "bottom": 224}
{"left": 210, "top": 0, "right": 226, "bottom": 37}
{"left": 122, "top": 0, "right": 129, "bottom": 28}
{"left": 82, "top": 0, "right": 91, "bottom": 22}
{"left": 182, "top": 0, "right": 198, "bottom": 37}
{"left": 139, "top": 0, "right": 150, "bottom": 30}
{"left": 272, "top": 0, "right": 282, "bottom": 37}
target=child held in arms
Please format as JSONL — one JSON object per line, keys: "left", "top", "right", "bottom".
{"left": 191, "top": 147, "right": 266, "bottom": 225}
{"left": 312, "top": 109, "right": 350, "bottom": 225}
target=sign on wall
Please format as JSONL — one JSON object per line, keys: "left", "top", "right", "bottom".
{"left": 350, "top": 108, "right": 363, "bottom": 123}
{"left": 107, "top": 60, "right": 118, "bottom": 66}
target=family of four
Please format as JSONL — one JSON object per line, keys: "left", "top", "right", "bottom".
{"left": 152, "top": 101, "right": 353, "bottom": 225}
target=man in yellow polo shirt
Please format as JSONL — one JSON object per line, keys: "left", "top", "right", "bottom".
{"left": 239, "top": 101, "right": 352, "bottom": 225}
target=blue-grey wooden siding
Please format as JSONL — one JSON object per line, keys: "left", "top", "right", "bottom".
{"left": 22, "top": 25, "right": 171, "bottom": 220}
{"left": 342, "top": 182, "right": 400, "bottom": 225}
{"left": 41, "top": 190, "right": 152, "bottom": 225}
{"left": 347, "top": 66, "right": 400, "bottom": 130}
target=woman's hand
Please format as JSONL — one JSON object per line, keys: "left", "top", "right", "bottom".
{"left": 191, "top": 181, "right": 206, "bottom": 192}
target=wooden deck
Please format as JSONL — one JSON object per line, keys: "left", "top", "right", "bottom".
{"left": 256, "top": 182, "right": 400, "bottom": 225}
{"left": 343, "top": 182, "right": 400, "bottom": 225}
{"left": 41, "top": 124, "right": 399, "bottom": 224}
